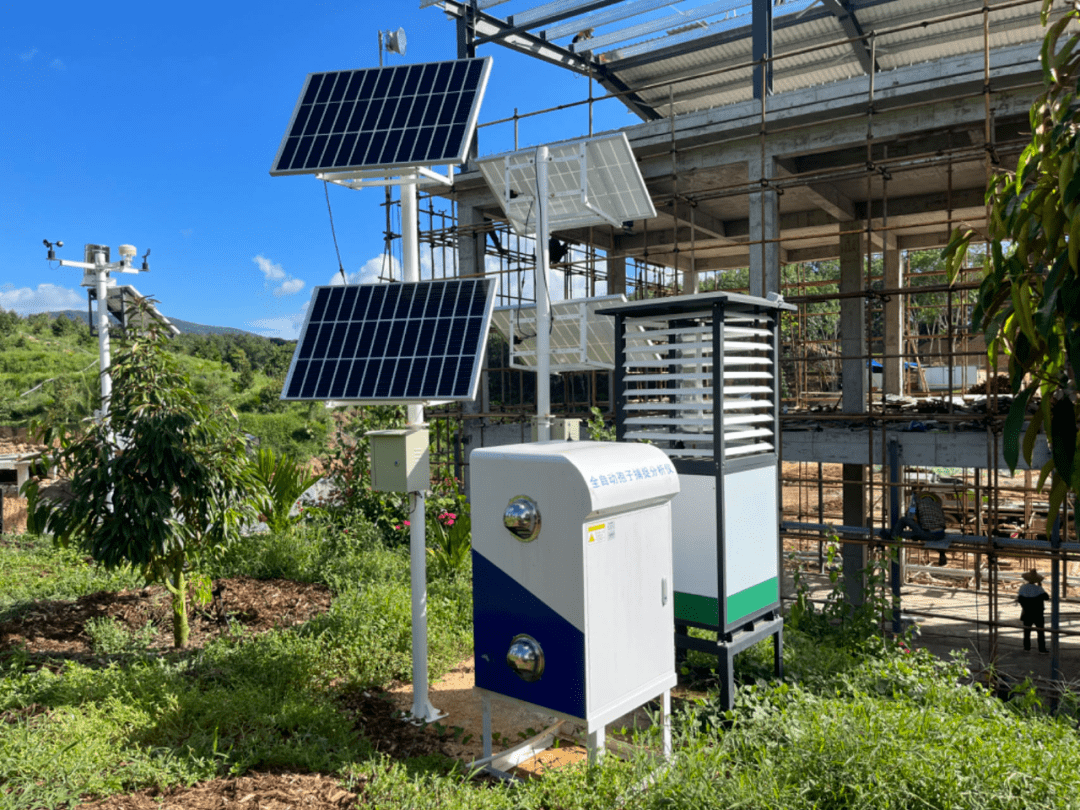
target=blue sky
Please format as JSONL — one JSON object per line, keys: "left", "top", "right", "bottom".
{"left": 2, "top": 1, "right": 633, "bottom": 338}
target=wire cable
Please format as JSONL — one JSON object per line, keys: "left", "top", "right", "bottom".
{"left": 533, "top": 169, "right": 553, "bottom": 337}
{"left": 323, "top": 180, "right": 347, "bottom": 284}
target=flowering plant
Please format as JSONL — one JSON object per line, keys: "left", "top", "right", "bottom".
{"left": 426, "top": 475, "right": 471, "bottom": 574}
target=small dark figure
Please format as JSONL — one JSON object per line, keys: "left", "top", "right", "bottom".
{"left": 1017, "top": 570, "right": 1050, "bottom": 653}
{"left": 548, "top": 237, "right": 570, "bottom": 264}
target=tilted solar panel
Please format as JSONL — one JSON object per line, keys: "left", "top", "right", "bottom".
{"left": 270, "top": 57, "right": 492, "bottom": 175}
{"left": 476, "top": 132, "right": 657, "bottom": 236}
{"left": 282, "top": 279, "right": 496, "bottom": 404}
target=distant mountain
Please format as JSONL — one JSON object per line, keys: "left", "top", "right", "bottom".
{"left": 48, "top": 310, "right": 258, "bottom": 337}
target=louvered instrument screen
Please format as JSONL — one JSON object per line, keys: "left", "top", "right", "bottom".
{"left": 601, "top": 291, "right": 794, "bottom": 464}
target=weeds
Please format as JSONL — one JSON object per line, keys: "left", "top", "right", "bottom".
{"left": 84, "top": 617, "right": 157, "bottom": 657}
{"left": 6, "top": 510, "right": 1080, "bottom": 809}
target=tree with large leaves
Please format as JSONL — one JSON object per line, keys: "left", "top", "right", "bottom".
{"left": 24, "top": 308, "right": 258, "bottom": 647}
{"left": 250, "top": 446, "right": 321, "bottom": 536}
{"left": 946, "top": 0, "right": 1080, "bottom": 531}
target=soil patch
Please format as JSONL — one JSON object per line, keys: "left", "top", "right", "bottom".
{"left": 76, "top": 770, "right": 363, "bottom": 810}
{"left": 0, "top": 576, "right": 332, "bottom": 662}
{"left": 385, "top": 657, "right": 562, "bottom": 764}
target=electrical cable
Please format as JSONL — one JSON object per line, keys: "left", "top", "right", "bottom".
{"left": 323, "top": 180, "right": 347, "bottom": 284}
{"left": 533, "top": 169, "right": 553, "bottom": 337}
{"left": 19, "top": 358, "right": 99, "bottom": 398}
{"left": 383, "top": 186, "right": 395, "bottom": 282}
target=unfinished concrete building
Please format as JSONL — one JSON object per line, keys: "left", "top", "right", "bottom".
{"left": 391, "top": 0, "right": 1075, "bottom": 688}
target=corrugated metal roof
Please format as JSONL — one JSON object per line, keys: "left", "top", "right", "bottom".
{"left": 454, "top": 0, "right": 1053, "bottom": 118}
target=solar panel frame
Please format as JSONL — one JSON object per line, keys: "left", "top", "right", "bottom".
{"left": 281, "top": 278, "right": 497, "bottom": 405}
{"left": 489, "top": 294, "right": 634, "bottom": 372}
{"left": 475, "top": 132, "right": 657, "bottom": 236}
{"left": 270, "top": 57, "right": 493, "bottom": 176}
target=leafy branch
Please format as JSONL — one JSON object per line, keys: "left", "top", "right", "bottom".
{"left": 945, "top": 0, "right": 1080, "bottom": 529}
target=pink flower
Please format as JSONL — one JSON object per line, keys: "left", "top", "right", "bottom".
{"left": 393, "top": 524, "right": 400, "bottom": 530}
{"left": 404, "top": 520, "right": 411, "bottom": 526}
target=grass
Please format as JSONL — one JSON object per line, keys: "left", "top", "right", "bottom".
{"left": 3, "top": 522, "right": 1080, "bottom": 809}
{"left": 0, "top": 535, "right": 143, "bottom": 622}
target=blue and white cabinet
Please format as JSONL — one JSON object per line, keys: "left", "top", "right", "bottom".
{"left": 470, "top": 440, "right": 679, "bottom": 762}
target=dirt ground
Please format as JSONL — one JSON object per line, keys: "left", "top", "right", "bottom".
{"left": 0, "top": 576, "right": 332, "bottom": 662}
{"left": 0, "top": 573, "right": 575, "bottom": 808}
{"left": 75, "top": 772, "right": 364, "bottom": 810}
{"left": 0, "top": 492, "right": 25, "bottom": 535}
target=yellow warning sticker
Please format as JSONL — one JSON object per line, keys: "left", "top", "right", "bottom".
{"left": 587, "top": 523, "right": 606, "bottom": 543}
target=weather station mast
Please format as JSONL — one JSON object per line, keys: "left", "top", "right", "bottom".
{"left": 269, "top": 38, "right": 494, "bottom": 724}
{"left": 43, "top": 240, "right": 150, "bottom": 420}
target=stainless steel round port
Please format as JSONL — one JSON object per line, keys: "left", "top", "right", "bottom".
{"left": 506, "top": 634, "right": 544, "bottom": 682}
{"left": 503, "top": 496, "right": 541, "bottom": 542}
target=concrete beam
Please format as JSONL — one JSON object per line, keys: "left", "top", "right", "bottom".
{"left": 784, "top": 227, "right": 981, "bottom": 262}
{"left": 782, "top": 428, "right": 1052, "bottom": 469}
{"left": 629, "top": 43, "right": 1040, "bottom": 161}
{"left": 775, "top": 159, "right": 897, "bottom": 251}
{"left": 631, "top": 86, "right": 1035, "bottom": 184}
{"left": 661, "top": 198, "right": 729, "bottom": 241}
{"left": 612, "top": 227, "right": 736, "bottom": 254}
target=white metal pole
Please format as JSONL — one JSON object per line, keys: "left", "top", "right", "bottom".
{"left": 535, "top": 146, "right": 552, "bottom": 442}
{"left": 401, "top": 178, "right": 440, "bottom": 723}
{"left": 94, "top": 251, "right": 112, "bottom": 419}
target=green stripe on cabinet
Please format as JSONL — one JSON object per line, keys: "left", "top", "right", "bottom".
{"left": 674, "top": 592, "right": 718, "bottom": 625}
{"left": 726, "top": 577, "right": 779, "bottom": 624}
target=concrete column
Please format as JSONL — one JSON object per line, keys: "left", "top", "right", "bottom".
{"left": 840, "top": 222, "right": 868, "bottom": 606}
{"left": 748, "top": 154, "right": 779, "bottom": 297}
{"left": 457, "top": 196, "right": 490, "bottom": 499}
{"left": 457, "top": 193, "right": 488, "bottom": 281}
{"left": 881, "top": 247, "right": 907, "bottom": 582}
{"left": 683, "top": 268, "right": 700, "bottom": 295}
{"left": 883, "top": 247, "right": 903, "bottom": 396}
{"left": 607, "top": 253, "right": 627, "bottom": 297}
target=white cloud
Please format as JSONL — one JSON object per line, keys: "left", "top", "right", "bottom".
{"left": 330, "top": 253, "right": 399, "bottom": 286}
{"left": 492, "top": 252, "right": 589, "bottom": 304}
{"left": 0, "top": 283, "right": 83, "bottom": 315}
{"left": 49, "top": 58, "right": 65, "bottom": 71}
{"left": 248, "top": 300, "right": 309, "bottom": 340}
{"left": 253, "top": 253, "right": 304, "bottom": 297}
{"left": 19, "top": 47, "right": 37, "bottom": 62}
{"left": 274, "top": 278, "right": 305, "bottom": 297}
{"left": 253, "top": 254, "right": 286, "bottom": 281}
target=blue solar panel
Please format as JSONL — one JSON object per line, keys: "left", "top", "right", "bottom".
{"left": 270, "top": 58, "right": 492, "bottom": 175}
{"left": 282, "top": 279, "right": 497, "bottom": 403}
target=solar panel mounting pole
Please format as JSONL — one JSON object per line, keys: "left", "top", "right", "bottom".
{"left": 401, "top": 178, "right": 443, "bottom": 724}
{"left": 535, "top": 146, "right": 552, "bottom": 442}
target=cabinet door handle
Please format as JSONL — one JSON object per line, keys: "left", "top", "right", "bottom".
{"left": 661, "top": 577, "right": 668, "bottom": 606}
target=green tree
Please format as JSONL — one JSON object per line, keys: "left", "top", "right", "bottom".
{"left": 0, "top": 307, "right": 21, "bottom": 335}
{"left": 24, "top": 308, "right": 258, "bottom": 647}
{"left": 228, "top": 347, "right": 255, "bottom": 391}
{"left": 250, "top": 447, "right": 321, "bottom": 535}
{"left": 946, "top": 0, "right": 1080, "bottom": 529}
